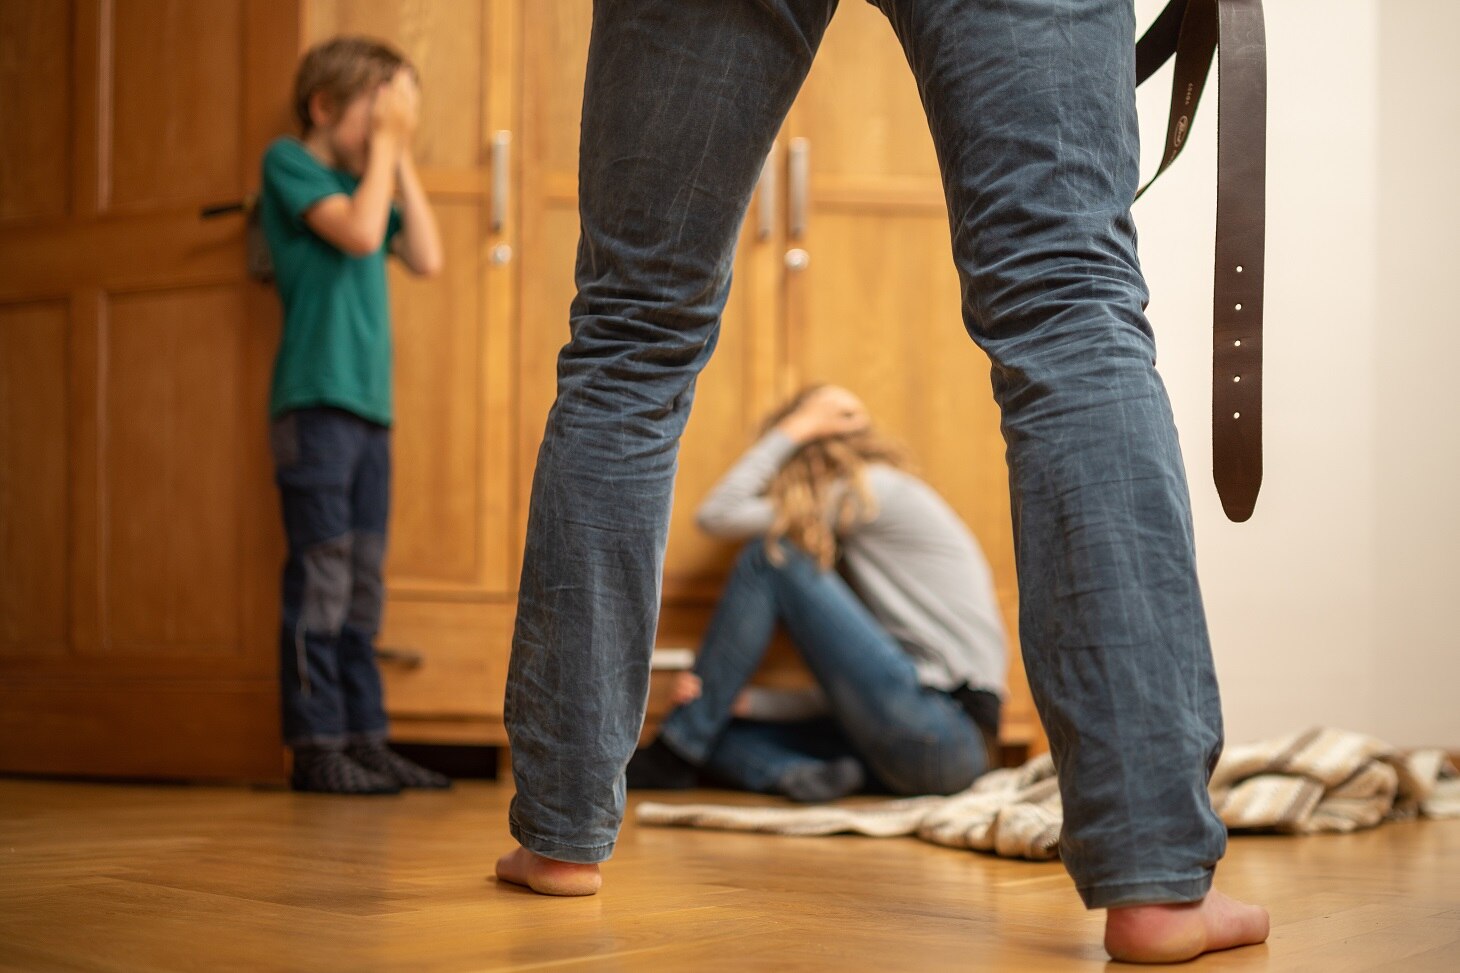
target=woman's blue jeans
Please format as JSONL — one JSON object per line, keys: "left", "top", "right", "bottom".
{"left": 660, "top": 542, "right": 986, "bottom": 797}
{"left": 505, "top": 0, "right": 1228, "bottom": 909}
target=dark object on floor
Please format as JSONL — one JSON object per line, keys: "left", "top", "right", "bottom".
{"left": 626, "top": 739, "right": 699, "bottom": 790}
{"left": 389, "top": 742, "right": 500, "bottom": 780}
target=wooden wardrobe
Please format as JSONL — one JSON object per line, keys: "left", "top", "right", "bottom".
{"left": 0, "top": 0, "right": 1039, "bottom": 781}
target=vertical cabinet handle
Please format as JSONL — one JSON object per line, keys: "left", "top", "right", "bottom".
{"left": 757, "top": 143, "right": 779, "bottom": 240}
{"left": 491, "top": 131, "right": 512, "bottom": 233}
{"left": 788, "top": 137, "right": 810, "bottom": 240}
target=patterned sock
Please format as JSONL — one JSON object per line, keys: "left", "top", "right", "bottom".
{"left": 290, "top": 746, "right": 401, "bottom": 795}
{"left": 347, "top": 741, "right": 453, "bottom": 790}
{"left": 776, "top": 757, "right": 865, "bottom": 804}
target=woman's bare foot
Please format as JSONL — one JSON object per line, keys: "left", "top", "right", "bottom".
{"left": 494, "top": 846, "right": 602, "bottom": 896}
{"left": 1104, "top": 889, "right": 1269, "bottom": 963}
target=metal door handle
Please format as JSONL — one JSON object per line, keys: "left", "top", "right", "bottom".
{"left": 788, "top": 137, "right": 810, "bottom": 240}
{"left": 490, "top": 131, "right": 512, "bottom": 233}
{"left": 757, "top": 143, "right": 778, "bottom": 240}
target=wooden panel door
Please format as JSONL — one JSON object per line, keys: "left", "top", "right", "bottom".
{"left": 0, "top": 0, "right": 302, "bottom": 780}
{"left": 781, "top": 3, "right": 1042, "bottom": 749}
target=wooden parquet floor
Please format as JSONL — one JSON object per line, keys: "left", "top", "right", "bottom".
{"left": 0, "top": 778, "right": 1456, "bottom": 972}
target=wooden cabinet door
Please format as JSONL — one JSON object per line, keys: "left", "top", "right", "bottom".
{"left": 780, "top": 3, "right": 1041, "bottom": 749}
{"left": 299, "top": 1, "right": 521, "bottom": 738}
{"left": 0, "top": 0, "right": 302, "bottom": 780}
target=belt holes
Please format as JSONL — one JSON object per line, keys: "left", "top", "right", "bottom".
{"left": 1235, "top": 303, "right": 1243, "bottom": 311}
{"left": 1236, "top": 265, "right": 1244, "bottom": 273}
{"left": 1233, "top": 375, "right": 1241, "bottom": 383}
{"left": 1233, "top": 412, "right": 1242, "bottom": 419}
{"left": 1234, "top": 339, "right": 1242, "bottom": 347}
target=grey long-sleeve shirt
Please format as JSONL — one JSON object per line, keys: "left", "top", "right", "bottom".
{"left": 696, "top": 431, "right": 1007, "bottom": 696}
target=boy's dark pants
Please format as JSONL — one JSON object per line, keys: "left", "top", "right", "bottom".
{"left": 271, "top": 407, "right": 391, "bottom": 747}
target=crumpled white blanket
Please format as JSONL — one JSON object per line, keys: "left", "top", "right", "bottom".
{"left": 636, "top": 727, "right": 1460, "bottom": 860}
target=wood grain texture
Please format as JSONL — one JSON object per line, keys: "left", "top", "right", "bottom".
{"left": 0, "top": 0, "right": 71, "bottom": 224}
{"left": 0, "top": 301, "right": 69, "bottom": 653}
{"left": 0, "top": 0, "right": 297, "bottom": 781}
{"left": 108, "top": 0, "right": 244, "bottom": 212}
{"left": 388, "top": 202, "right": 486, "bottom": 590}
{"left": 1, "top": 778, "right": 1456, "bottom": 971}
{"left": 103, "top": 286, "right": 247, "bottom": 653}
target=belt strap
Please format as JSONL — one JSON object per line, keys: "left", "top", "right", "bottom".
{"left": 1134, "top": 0, "right": 1267, "bottom": 523}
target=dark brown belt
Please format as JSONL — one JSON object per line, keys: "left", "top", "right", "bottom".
{"left": 1135, "top": 0, "right": 1267, "bottom": 523}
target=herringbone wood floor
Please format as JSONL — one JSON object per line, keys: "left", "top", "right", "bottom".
{"left": 1, "top": 777, "right": 1456, "bottom": 971}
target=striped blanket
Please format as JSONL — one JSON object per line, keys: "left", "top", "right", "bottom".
{"left": 635, "top": 727, "right": 1460, "bottom": 860}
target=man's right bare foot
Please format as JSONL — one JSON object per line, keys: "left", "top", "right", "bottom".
{"left": 494, "top": 846, "right": 602, "bottom": 896}
{"left": 1104, "top": 889, "right": 1269, "bottom": 963}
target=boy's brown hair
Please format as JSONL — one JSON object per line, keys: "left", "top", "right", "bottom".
{"left": 293, "top": 36, "right": 413, "bottom": 133}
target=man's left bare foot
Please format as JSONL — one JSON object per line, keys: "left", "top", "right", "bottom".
{"left": 1105, "top": 889, "right": 1270, "bottom": 963}
{"left": 494, "top": 846, "right": 602, "bottom": 896}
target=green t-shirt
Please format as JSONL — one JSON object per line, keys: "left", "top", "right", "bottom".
{"left": 260, "top": 137, "right": 401, "bottom": 426}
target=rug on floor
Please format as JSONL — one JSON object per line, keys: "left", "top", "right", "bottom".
{"left": 636, "top": 727, "right": 1460, "bottom": 860}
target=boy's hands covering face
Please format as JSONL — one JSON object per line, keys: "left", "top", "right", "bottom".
{"left": 371, "top": 68, "right": 419, "bottom": 142}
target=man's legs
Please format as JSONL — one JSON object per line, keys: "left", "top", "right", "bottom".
{"left": 876, "top": 0, "right": 1265, "bottom": 959}
{"left": 500, "top": 0, "right": 841, "bottom": 894}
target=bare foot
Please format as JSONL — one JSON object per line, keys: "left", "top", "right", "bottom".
{"left": 1105, "top": 889, "right": 1269, "bottom": 963}
{"left": 494, "top": 846, "right": 602, "bottom": 897}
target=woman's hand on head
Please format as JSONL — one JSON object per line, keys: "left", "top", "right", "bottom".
{"left": 778, "top": 386, "right": 871, "bottom": 444}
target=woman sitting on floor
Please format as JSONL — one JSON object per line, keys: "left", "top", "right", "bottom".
{"left": 628, "top": 385, "right": 1008, "bottom": 803}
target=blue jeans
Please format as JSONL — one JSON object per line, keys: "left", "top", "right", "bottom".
{"left": 661, "top": 542, "right": 986, "bottom": 796}
{"left": 506, "top": 0, "right": 1227, "bottom": 908}
{"left": 272, "top": 407, "right": 391, "bottom": 747}
{"left": 701, "top": 717, "right": 863, "bottom": 795}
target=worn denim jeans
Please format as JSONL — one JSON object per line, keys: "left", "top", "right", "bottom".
{"left": 660, "top": 542, "right": 986, "bottom": 796}
{"left": 506, "top": 0, "right": 1227, "bottom": 908}
{"left": 272, "top": 407, "right": 391, "bottom": 748}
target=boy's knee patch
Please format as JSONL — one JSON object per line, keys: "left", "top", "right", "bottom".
{"left": 300, "top": 534, "right": 353, "bottom": 636}
{"left": 346, "top": 531, "right": 386, "bottom": 633}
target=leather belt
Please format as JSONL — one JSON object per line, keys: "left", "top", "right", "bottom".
{"left": 1135, "top": 0, "right": 1267, "bottom": 523}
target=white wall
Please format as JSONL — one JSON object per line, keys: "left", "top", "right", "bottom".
{"left": 1374, "top": 1, "right": 1460, "bottom": 747}
{"left": 1131, "top": 0, "right": 1456, "bottom": 747}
